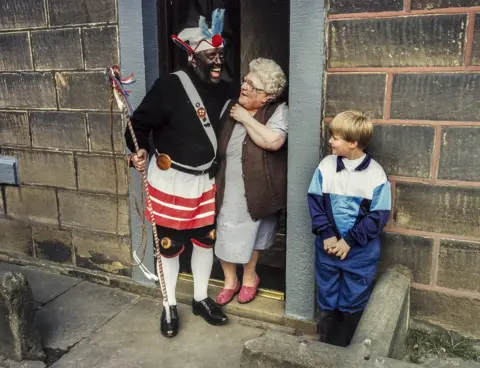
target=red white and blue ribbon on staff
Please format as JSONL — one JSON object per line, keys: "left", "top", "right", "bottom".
{"left": 105, "top": 65, "right": 136, "bottom": 116}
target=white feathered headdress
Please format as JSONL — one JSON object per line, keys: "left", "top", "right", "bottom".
{"left": 171, "top": 8, "right": 225, "bottom": 59}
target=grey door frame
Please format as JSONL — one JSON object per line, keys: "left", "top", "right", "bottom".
{"left": 285, "top": 0, "right": 326, "bottom": 321}
{"left": 118, "top": 0, "right": 159, "bottom": 285}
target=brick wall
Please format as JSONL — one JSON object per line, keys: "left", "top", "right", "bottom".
{"left": 325, "top": 0, "right": 480, "bottom": 336}
{"left": 0, "top": 0, "right": 132, "bottom": 276}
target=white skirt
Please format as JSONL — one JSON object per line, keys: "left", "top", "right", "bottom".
{"left": 145, "top": 158, "right": 216, "bottom": 230}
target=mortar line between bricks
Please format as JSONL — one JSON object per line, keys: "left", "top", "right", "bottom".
{"left": 19, "top": 109, "right": 121, "bottom": 115}
{"left": 383, "top": 72, "right": 393, "bottom": 119}
{"left": 0, "top": 107, "right": 58, "bottom": 112}
{"left": 0, "top": 109, "right": 29, "bottom": 113}
{"left": 327, "top": 66, "right": 480, "bottom": 72}
{"left": 57, "top": 107, "right": 119, "bottom": 113}
{"left": 27, "top": 111, "right": 33, "bottom": 147}
{"left": 328, "top": 6, "right": 480, "bottom": 20}
{"left": 0, "top": 70, "right": 114, "bottom": 75}
{"left": 1, "top": 215, "right": 130, "bottom": 238}
{"left": 53, "top": 71, "right": 60, "bottom": 111}
{"left": 79, "top": 27, "right": 86, "bottom": 70}
{"left": 324, "top": 117, "right": 480, "bottom": 127}
{"left": 464, "top": 12, "right": 476, "bottom": 67}
{"left": 30, "top": 26, "right": 95, "bottom": 34}
{"left": 403, "top": 0, "right": 411, "bottom": 12}
{"left": 85, "top": 113, "right": 92, "bottom": 152}
{"left": 0, "top": 107, "right": 116, "bottom": 113}
{"left": 384, "top": 227, "right": 480, "bottom": 242}
{"left": 0, "top": 67, "right": 109, "bottom": 73}
{"left": 0, "top": 144, "right": 124, "bottom": 157}
{"left": 55, "top": 188, "right": 62, "bottom": 228}
{"left": 72, "top": 152, "right": 79, "bottom": 190}
{"left": 115, "top": 0, "right": 119, "bottom": 24}
{"left": 374, "top": 119, "right": 480, "bottom": 127}
{"left": 430, "top": 126, "right": 442, "bottom": 180}
{"left": 0, "top": 183, "right": 129, "bottom": 200}
{"left": 412, "top": 282, "right": 480, "bottom": 299}
{"left": 44, "top": 0, "right": 50, "bottom": 27}
{"left": 0, "top": 23, "right": 119, "bottom": 34}
{"left": 27, "top": 31, "right": 34, "bottom": 71}
{"left": 430, "top": 238, "right": 440, "bottom": 287}
{"left": 388, "top": 175, "right": 480, "bottom": 188}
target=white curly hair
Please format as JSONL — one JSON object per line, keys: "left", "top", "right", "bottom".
{"left": 248, "top": 58, "right": 287, "bottom": 99}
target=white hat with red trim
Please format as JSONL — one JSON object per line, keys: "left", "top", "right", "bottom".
{"left": 171, "top": 8, "right": 225, "bottom": 59}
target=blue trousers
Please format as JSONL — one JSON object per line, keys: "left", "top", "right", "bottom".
{"left": 315, "top": 238, "right": 379, "bottom": 313}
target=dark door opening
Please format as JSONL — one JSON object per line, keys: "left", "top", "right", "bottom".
{"left": 156, "top": 0, "right": 290, "bottom": 294}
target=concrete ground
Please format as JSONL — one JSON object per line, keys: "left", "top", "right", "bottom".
{"left": 0, "top": 262, "right": 264, "bottom": 368}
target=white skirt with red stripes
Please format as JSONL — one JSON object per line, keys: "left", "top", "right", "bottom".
{"left": 144, "top": 159, "right": 216, "bottom": 230}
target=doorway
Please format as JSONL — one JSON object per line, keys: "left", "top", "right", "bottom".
{"left": 156, "top": 0, "right": 290, "bottom": 295}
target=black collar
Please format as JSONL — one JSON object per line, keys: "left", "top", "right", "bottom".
{"left": 336, "top": 153, "right": 371, "bottom": 173}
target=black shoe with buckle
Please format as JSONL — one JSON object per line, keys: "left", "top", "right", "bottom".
{"left": 192, "top": 297, "right": 228, "bottom": 326}
{"left": 160, "top": 305, "right": 179, "bottom": 338}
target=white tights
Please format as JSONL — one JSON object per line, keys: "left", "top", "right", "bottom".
{"left": 159, "top": 245, "right": 213, "bottom": 305}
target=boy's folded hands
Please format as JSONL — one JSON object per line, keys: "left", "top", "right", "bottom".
{"left": 323, "top": 236, "right": 337, "bottom": 251}
{"left": 324, "top": 237, "right": 351, "bottom": 261}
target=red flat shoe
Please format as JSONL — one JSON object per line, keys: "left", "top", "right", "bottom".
{"left": 216, "top": 280, "right": 241, "bottom": 306}
{"left": 237, "top": 276, "right": 260, "bottom": 304}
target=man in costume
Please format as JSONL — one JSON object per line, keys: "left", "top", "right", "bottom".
{"left": 125, "top": 9, "right": 231, "bottom": 338}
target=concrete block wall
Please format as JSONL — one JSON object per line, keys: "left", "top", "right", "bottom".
{"left": 325, "top": 0, "right": 480, "bottom": 337}
{"left": 0, "top": 0, "right": 131, "bottom": 276}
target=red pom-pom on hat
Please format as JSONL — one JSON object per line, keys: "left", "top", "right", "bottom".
{"left": 212, "top": 34, "right": 223, "bottom": 48}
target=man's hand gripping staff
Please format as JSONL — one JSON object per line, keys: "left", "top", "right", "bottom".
{"left": 105, "top": 65, "right": 171, "bottom": 323}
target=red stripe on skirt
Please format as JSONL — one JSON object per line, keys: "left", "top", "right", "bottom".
{"left": 149, "top": 198, "right": 216, "bottom": 219}
{"left": 146, "top": 209, "right": 215, "bottom": 230}
{"left": 147, "top": 183, "right": 216, "bottom": 208}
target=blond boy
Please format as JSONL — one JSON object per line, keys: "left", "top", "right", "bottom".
{"left": 307, "top": 110, "right": 391, "bottom": 347}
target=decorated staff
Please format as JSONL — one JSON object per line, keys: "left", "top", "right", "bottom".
{"left": 105, "top": 65, "right": 171, "bottom": 324}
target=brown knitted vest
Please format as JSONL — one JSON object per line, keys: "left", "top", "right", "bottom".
{"left": 215, "top": 100, "right": 287, "bottom": 220}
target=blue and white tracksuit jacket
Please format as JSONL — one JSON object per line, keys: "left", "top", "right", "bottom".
{"left": 307, "top": 154, "right": 391, "bottom": 313}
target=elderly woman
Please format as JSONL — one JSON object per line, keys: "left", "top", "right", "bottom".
{"left": 215, "top": 58, "right": 288, "bottom": 305}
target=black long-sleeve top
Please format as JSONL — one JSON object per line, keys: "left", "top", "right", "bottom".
{"left": 125, "top": 68, "right": 231, "bottom": 167}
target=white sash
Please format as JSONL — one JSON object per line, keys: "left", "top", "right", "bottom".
{"left": 171, "top": 71, "right": 217, "bottom": 171}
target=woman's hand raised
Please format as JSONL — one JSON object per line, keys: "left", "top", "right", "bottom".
{"left": 230, "top": 103, "right": 251, "bottom": 124}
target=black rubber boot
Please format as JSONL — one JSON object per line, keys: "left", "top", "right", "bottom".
{"left": 343, "top": 310, "right": 363, "bottom": 346}
{"left": 334, "top": 310, "right": 363, "bottom": 347}
{"left": 317, "top": 309, "right": 338, "bottom": 344}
